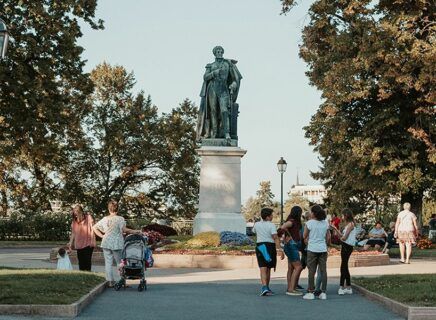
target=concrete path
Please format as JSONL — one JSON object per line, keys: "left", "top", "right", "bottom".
{"left": 1, "top": 248, "right": 435, "bottom": 320}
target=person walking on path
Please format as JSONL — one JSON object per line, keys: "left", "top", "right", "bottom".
{"left": 331, "top": 208, "right": 356, "bottom": 295}
{"left": 68, "top": 204, "right": 96, "bottom": 271}
{"left": 93, "top": 200, "right": 141, "bottom": 286}
{"left": 253, "top": 207, "right": 285, "bottom": 296}
{"left": 280, "top": 206, "right": 304, "bottom": 296}
{"left": 303, "top": 205, "right": 330, "bottom": 300}
{"left": 395, "top": 202, "right": 419, "bottom": 264}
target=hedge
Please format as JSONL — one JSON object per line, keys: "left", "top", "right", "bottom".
{"left": 0, "top": 210, "right": 71, "bottom": 241}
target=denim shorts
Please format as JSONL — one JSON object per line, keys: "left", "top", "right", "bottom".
{"left": 284, "top": 240, "right": 300, "bottom": 262}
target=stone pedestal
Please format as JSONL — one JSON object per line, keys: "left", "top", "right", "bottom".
{"left": 193, "top": 146, "right": 247, "bottom": 235}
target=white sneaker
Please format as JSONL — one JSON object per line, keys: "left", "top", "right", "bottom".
{"left": 318, "top": 292, "right": 327, "bottom": 300}
{"left": 338, "top": 288, "right": 345, "bottom": 295}
{"left": 303, "top": 292, "right": 315, "bottom": 300}
{"left": 344, "top": 288, "right": 353, "bottom": 295}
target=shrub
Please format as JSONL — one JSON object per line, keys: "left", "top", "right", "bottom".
{"left": 220, "top": 231, "right": 254, "bottom": 246}
{"left": 187, "top": 232, "right": 220, "bottom": 248}
{"left": 143, "top": 223, "right": 178, "bottom": 236}
{"left": 0, "top": 209, "right": 71, "bottom": 241}
{"left": 143, "top": 230, "right": 165, "bottom": 245}
{"left": 417, "top": 237, "right": 433, "bottom": 250}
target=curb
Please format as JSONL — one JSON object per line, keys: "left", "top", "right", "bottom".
{"left": 0, "top": 281, "right": 107, "bottom": 318}
{"left": 352, "top": 283, "right": 436, "bottom": 320}
{"left": 49, "top": 248, "right": 390, "bottom": 269}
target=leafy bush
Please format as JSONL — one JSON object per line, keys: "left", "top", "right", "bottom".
{"left": 143, "top": 230, "right": 165, "bottom": 245}
{"left": 187, "top": 232, "right": 220, "bottom": 248}
{"left": 417, "top": 237, "right": 433, "bottom": 250}
{"left": 220, "top": 231, "right": 254, "bottom": 246}
{"left": 0, "top": 209, "right": 71, "bottom": 241}
{"left": 143, "top": 223, "right": 178, "bottom": 236}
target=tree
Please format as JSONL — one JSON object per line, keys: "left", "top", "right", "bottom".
{"left": 0, "top": 1, "right": 103, "bottom": 212}
{"left": 242, "top": 181, "right": 276, "bottom": 220}
{"left": 282, "top": 0, "right": 435, "bottom": 220}
{"left": 284, "top": 194, "right": 310, "bottom": 215}
{"left": 62, "top": 63, "right": 199, "bottom": 219}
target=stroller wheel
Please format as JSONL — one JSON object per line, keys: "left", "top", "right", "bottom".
{"left": 138, "top": 284, "right": 144, "bottom": 292}
{"left": 144, "top": 280, "right": 147, "bottom": 291}
{"left": 114, "top": 283, "right": 121, "bottom": 291}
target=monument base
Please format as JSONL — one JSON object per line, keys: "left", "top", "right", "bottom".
{"left": 193, "top": 146, "right": 247, "bottom": 235}
{"left": 193, "top": 212, "right": 246, "bottom": 235}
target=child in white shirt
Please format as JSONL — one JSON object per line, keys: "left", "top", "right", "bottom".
{"left": 57, "top": 247, "right": 73, "bottom": 270}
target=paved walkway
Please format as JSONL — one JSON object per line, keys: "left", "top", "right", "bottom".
{"left": 1, "top": 248, "right": 435, "bottom": 320}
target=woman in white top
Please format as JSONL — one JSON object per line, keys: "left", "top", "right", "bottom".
{"left": 331, "top": 208, "right": 356, "bottom": 295}
{"left": 93, "top": 200, "right": 141, "bottom": 285}
{"left": 394, "top": 202, "right": 419, "bottom": 264}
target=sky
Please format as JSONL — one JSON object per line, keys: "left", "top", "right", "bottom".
{"left": 78, "top": 0, "right": 322, "bottom": 203}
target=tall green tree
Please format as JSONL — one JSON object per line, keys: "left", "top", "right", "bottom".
{"left": 0, "top": 1, "right": 103, "bottom": 212}
{"left": 64, "top": 63, "right": 199, "bottom": 219}
{"left": 282, "top": 0, "right": 435, "bottom": 219}
{"left": 243, "top": 181, "right": 276, "bottom": 220}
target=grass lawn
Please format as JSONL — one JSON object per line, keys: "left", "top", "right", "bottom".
{"left": 0, "top": 268, "right": 105, "bottom": 305}
{"left": 354, "top": 274, "right": 436, "bottom": 307}
{"left": 388, "top": 247, "right": 436, "bottom": 259}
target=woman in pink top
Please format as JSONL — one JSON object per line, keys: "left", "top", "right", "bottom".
{"left": 394, "top": 202, "right": 419, "bottom": 264}
{"left": 68, "top": 204, "right": 96, "bottom": 271}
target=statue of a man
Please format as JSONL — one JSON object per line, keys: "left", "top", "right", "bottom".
{"left": 196, "top": 46, "right": 242, "bottom": 142}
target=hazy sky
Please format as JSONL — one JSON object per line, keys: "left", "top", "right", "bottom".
{"left": 78, "top": 0, "right": 322, "bottom": 203}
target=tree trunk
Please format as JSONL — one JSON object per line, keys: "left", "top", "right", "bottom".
{"left": 0, "top": 189, "right": 8, "bottom": 216}
{"left": 400, "top": 192, "right": 423, "bottom": 227}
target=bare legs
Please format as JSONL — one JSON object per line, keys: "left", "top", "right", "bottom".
{"left": 405, "top": 242, "right": 412, "bottom": 263}
{"left": 399, "top": 242, "right": 405, "bottom": 262}
{"left": 260, "top": 267, "right": 271, "bottom": 287}
{"left": 287, "top": 261, "right": 303, "bottom": 292}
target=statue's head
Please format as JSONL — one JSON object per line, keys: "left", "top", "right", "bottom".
{"left": 212, "top": 46, "right": 224, "bottom": 58}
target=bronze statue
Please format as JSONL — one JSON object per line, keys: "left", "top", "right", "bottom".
{"left": 196, "top": 46, "right": 242, "bottom": 145}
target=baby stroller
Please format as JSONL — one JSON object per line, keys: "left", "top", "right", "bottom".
{"left": 114, "top": 234, "right": 147, "bottom": 292}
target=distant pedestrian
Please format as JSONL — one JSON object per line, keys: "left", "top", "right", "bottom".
{"left": 303, "top": 205, "right": 330, "bottom": 300}
{"left": 253, "top": 208, "right": 285, "bottom": 296}
{"left": 382, "top": 222, "right": 397, "bottom": 254}
{"left": 280, "top": 206, "right": 304, "bottom": 296}
{"left": 331, "top": 208, "right": 356, "bottom": 295}
{"left": 93, "top": 200, "right": 141, "bottom": 286}
{"left": 68, "top": 204, "right": 96, "bottom": 271}
{"left": 429, "top": 214, "right": 436, "bottom": 230}
{"left": 395, "top": 203, "right": 419, "bottom": 264}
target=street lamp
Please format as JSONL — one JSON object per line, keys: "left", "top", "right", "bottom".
{"left": 0, "top": 18, "right": 9, "bottom": 60}
{"left": 277, "top": 157, "right": 287, "bottom": 224}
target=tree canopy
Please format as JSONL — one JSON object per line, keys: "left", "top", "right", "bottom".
{"left": 0, "top": 1, "right": 103, "bottom": 213}
{"left": 242, "top": 181, "right": 276, "bottom": 220}
{"left": 0, "top": 3, "right": 199, "bottom": 220}
{"left": 282, "top": 0, "right": 435, "bottom": 218}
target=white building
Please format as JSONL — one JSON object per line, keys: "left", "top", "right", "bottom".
{"left": 288, "top": 184, "right": 327, "bottom": 204}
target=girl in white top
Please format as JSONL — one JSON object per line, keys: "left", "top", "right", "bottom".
{"left": 394, "top": 202, "right": 419, "bottom": 264}
{"left": 93, "top": 200, "right": 141, "bottom": 285}
{"left": 331, "top": 209, "right": 356, "bottom": 295}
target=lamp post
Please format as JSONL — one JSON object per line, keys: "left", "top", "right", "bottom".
{"left": 277, "top": 157, "right": 287, "bottom": 225}
{"left": 0, "top": 18, "right": 9, "bottom": 60}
